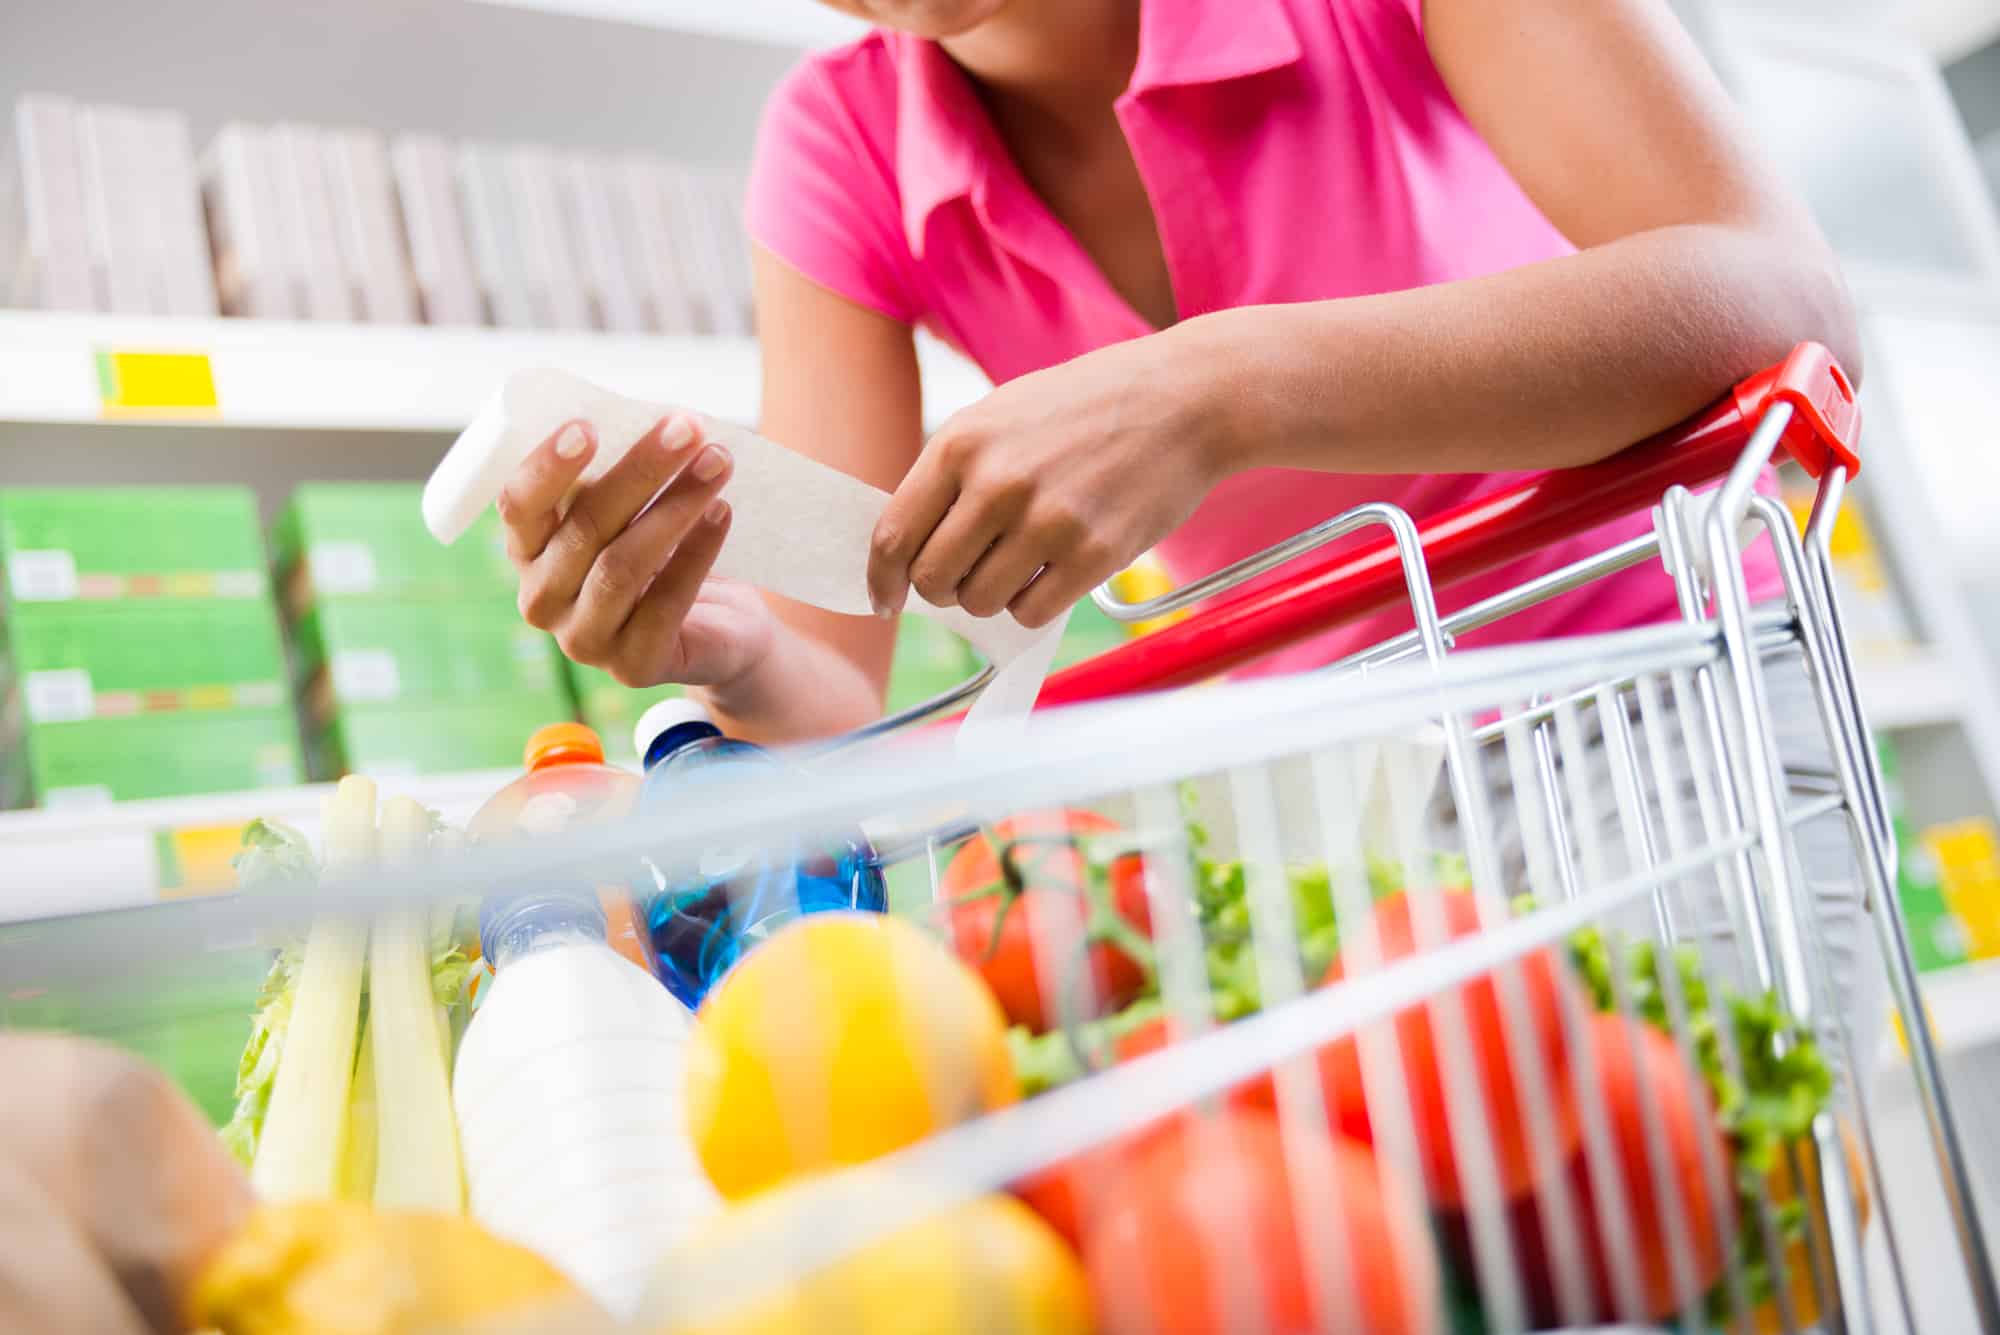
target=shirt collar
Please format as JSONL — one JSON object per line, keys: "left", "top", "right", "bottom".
{"left": 893, "top": 0, "right": 1304, "bottom": 256}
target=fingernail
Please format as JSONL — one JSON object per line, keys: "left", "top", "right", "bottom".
{"left": 693, "top": 444, "right": 730, "bottom": 482}
{"left": 555, "top": 424, "right": 589, "bottom": 459}
{"left": 660, "top": 415, "right": 696, "bottom": 451}
{"left": 704, "top": 498, "right": 729, "bottom": 526}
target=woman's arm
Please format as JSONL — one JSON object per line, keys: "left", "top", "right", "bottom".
{"left": 866, "top": 0, "right": 1857, "bottom": 626}
{"left": 1192, "top": 0, "right": 1859, "bottom": 476}
{"left": 696, "top": 244, "right": 927, "bottom": 744}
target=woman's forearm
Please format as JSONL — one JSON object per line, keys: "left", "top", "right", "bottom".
{"left": 1184, "top": 222, "right": 1858, "bottom": 479}
{"left": 696, "top": 615, "right": 884, "bottom": 748}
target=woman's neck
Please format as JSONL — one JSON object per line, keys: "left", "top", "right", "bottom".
{"left": 941, "top": 0, "right": 1140, "bottom": 145}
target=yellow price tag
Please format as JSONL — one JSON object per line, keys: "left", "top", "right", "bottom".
{"left": 96, "top": 349, "right": 219, "bottom": 418}
{"left": 156, "top": 823, "right": 247, "bottom": 898}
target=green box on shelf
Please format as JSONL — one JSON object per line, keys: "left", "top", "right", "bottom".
{"left": 291, "top": 601, "right": 567, "bottom": 723}
{"left": 9, "top": 708, "right": 303, "bottom": 806}
{"left": 0, "top": 487, "right": 269, "bottom": 604}
{"left": 275, "top": 483, "right": 515, "bottom": 612}
{"left": 309, "top": 687, "right": 577, "bottom": 780}
{"left": 0, "top": 600, "right": 289, "bottom": 723}
{"left": 566, "top": 660, "right": 682, "bottom": 765}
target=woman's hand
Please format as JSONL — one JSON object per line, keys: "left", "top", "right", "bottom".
{"left": 499, "top": 413, "right": 778, "bottom": 690}
{"left": 866, "top": 331, "right": 1231, "bottom": 629}
{"left": 0, "top": 1034, "right": 253, "bottom": 1333}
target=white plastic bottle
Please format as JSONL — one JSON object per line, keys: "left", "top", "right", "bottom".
{"left": 452, "top": 891, "right": 718, "bottom": 1314}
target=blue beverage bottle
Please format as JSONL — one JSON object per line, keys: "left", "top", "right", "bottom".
{"left": 632, "top": 699, "right": 887, "bottom": 1006}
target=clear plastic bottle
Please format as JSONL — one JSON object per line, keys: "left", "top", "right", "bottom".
{"left": 632, "top": 699, "right": 887, "bottom": 1007}
{"left": 451, "top": 891, "right": 717, "bottom": 1314}
{"left": 469, "top": 722, "right": 656, "bottom": 977}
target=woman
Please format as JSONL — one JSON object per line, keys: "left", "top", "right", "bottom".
{"left": 498, "top": 0, "right": 1857, "bottom": 743}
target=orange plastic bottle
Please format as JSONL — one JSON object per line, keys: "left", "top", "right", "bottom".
{"left": 468, "top": 723, "right": 657, "bottom": 977}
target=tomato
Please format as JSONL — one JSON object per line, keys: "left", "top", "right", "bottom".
{"left": 1310, "top": 889, "right": 1584, "bottom": 1206}
{"left": 1015, "top": 1018, "right": 1271, "bottom": 1247}
{"left": 660, "top": 1194, "right": 1093, "bottom": 1335}
{"left": 1115, "top": 1016, "right": 1278, "bottom": 1109}
{"left": 1441, "top": 1012, "right": 1731, "bottom": 1325}
{"left": 685, "top": 913, "right": 1018, "bottom": 1200}
{"left": 1082, "top": 1108, "right": 1438, "bottom": 1335}
{"left": 1568, "top": 1013, "right": 1731, "bottom": 1320}
{"left": 940, "top": 809, "right": 1153, "bottom": 1034}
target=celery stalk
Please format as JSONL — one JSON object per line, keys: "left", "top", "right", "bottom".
{"left": 340, "top": 1014, "right": 378, "bottom": 1201}
{"left": 369, "top": 796, "right": 465, "bottom": 1212}
{"left": 250, "top": 776, "right": 375, "bottom": 1201}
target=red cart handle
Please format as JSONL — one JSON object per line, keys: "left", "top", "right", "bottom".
{"left": 1036, "top": 342, "right": 1858, "bottom": 707}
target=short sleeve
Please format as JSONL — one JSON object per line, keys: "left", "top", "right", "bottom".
{"left": 744, "top": 60, "right": 922, "bottom": 325}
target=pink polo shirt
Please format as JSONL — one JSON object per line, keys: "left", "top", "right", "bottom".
{"left": 744, "top": 0, "right": 1780, "bottom": 675}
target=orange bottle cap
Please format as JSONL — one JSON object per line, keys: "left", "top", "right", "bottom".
{"left": 525, "top": 722, "right": 604, "bottom": 770}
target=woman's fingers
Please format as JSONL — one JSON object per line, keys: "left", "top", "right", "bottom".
{"left": 906, "top": 490, "right": 1019, "bottom": 610}
{"left": 497, "top": 420, "right": 596, "bottom": 565}
{"left": 869, "top": 442, "right": 960, "bottom": 617}
{"left": 956, "top": 532, "right": 1047, "bottom": 619}
{"left": 555, "top": 442, "right": 734, "bottom": 665}
{"left": 1010, "top": 560, "right": 1097, "bottom": 631}
{"left": 519, "top": 414, "right": 702, "bottom": 627}
{"left": 609, "top": 500, "right": 733, "bottom": 686}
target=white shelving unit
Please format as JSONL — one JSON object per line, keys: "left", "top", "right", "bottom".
{"left": 1693, "top": 8, "right": 2000, "bottom": 836}
{"left": 0, "top": 771, "right": 514, "bottom": 923}
{"left": 0, "top": 310, "right": 989, "bottom": 434}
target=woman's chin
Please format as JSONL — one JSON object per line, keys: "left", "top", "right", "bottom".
{"left": 813, "top": 0, "right": 1010, "bottom": 39}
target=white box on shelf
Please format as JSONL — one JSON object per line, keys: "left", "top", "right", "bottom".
{"left": 388, "top": 133, "right": 484, "bottom": 327}
{"left": 505, "top": 143, "right": 594, "bottom": 331}
{"left": 559, "top": 154, "right": 647, "bottom": 334}
{"left": 325, "top": 128, "right": 419, "bottom": 325}
{"left": 10, "top": 97, "right": 96, "bottom": 311}
{"left": 458, "top": 142, "right": 538, "bottom": 329}
{"left": 140, "top": 112, "right": 219, "bottom": 318}
{"left": 274, "top": 123, "right": 356, "bottom": 322}
{"left": 664, "top": 166, "right": 748, "bottom": 336}
{"left": 77, "top": 105, "right": 152, "bottom": 315}
{"left": 204, "top": 123, "right": 296, "bottom": 319}
{"left": 614, "top": 154, "right": 700, "bottom": 335}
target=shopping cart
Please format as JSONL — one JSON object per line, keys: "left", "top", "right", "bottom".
{"left": 3, "top": 343, "right": 1991, "bottom": 1334}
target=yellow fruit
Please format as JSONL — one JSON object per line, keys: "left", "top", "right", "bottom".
{"left": 188, "top": 1201, "right": 591, "bottom": 1334}
{"left": 654, "top": 1192, "right": 1092, "bottom": 1335}
{"left": 1749, "top": 1120, "right": 1871, "bottom": 1335}
{"left": 686, "top": 912, "right": 1017, "bottom": 1199}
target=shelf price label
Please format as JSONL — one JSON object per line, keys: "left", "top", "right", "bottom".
{"left": 155, "top": 823, "right": 247, "bottom": 899}
{"left": 95, "top": 348, "right": 219, "bottom": 418}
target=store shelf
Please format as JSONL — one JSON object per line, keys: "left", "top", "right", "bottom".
{"left": 464, "top": 0, "right": 868, "bottom": 48}
{"left": 0, "top": 771, "right": 516, "bottom": 923}
{"left": 1856, "top": 648, "right": 1973, "bottom": 731}
{"left": 0, "top": 311, "right": 990, "bottom": 434}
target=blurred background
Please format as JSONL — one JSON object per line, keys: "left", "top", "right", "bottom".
{"left": 0, "top": 0, "right": 1996, "bottom": 974}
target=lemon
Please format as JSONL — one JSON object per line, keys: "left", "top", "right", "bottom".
{"left": 188, "top": 1201, "right": 588, "bottom": 1334}
{"left": 653, "top": 1192, "right": 1090, "bottom": 1335}
{"left": 685, "top": 912, "right": 1017, "bottom": 1199}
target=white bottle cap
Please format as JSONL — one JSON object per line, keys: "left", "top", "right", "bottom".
{"left": 634, "top": 697, "right": 714, "bottom": 763}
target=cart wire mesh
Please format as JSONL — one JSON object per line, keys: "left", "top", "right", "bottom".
{"left": 2, "top": 347, "right": 1993, "bottom": 1334}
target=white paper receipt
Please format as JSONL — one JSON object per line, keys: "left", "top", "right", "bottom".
{"left": 423, "top": 369, "right": 1068, "bottom": 730}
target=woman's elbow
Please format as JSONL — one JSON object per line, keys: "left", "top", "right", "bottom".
{"left": 1768, "top": 227, "right": 1864, "bottom": 385}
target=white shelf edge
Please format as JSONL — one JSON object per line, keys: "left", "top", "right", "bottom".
{"left": 0, "top": 770, "right": 518, "bottom": 923}
{"left": 0, "top": 310, "right": 991, "bottom": 434}
{"left": 1855, "top": 649, "right": 1972, "bottom": 731}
